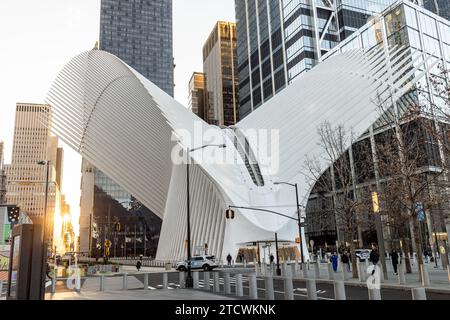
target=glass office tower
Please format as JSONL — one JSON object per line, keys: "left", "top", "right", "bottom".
{"left": 82, "top": 0, "right": 174, "bottom": 257}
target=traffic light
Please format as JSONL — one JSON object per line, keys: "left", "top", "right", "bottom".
{"left": 7, "top": 206, "right": 20, "bottom": 224}
{"left": 225, "top": 209, "right": 235, "bottom": 220}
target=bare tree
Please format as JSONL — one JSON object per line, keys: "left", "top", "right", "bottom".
{"left": 304, "top": 122, "right": 373, "bottom": 278}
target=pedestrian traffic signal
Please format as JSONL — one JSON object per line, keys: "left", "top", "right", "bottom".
{"left": 225, "top": 209, "right": 235, "bottom": 219}
{"left": 7, "top": 206, "right": 20, "bottom": 224}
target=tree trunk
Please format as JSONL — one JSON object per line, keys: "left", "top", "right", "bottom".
{"left": 411, "top": 217, "right": 424, "bottom": 282}
{"left": 349, "top": 241, "right": 358, "bottom": 278}
{"left": 401, "top": 236, "right": 413, "bottom": 273}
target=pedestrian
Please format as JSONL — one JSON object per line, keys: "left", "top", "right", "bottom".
{"left": 341, "top": 251, "right": 350, "bottom": 272}
{"left": 369, "top": 244, "right": 380, "bottom": 276}
{"left": 331, "top": 252, "right": 338, "bottom": 272}
{"left": 269, "top": 254, "right": 275, "bottom": 264}
{"left": 136, "top": 260, "right": 142, "bottom": 271}
{"left": 423, "top": 248, "right": 429, "bottom": 263}
{"left": 227, "top": 253, "right": 232, "bottom": 266}
{"left": 391, "top": 249, "right": 399, "bottom": 275}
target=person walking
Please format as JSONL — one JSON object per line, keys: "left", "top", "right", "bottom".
{"left": 136, "top": 260, "right": 142, "bottom": 271}
{"left": 391, "top": 249, "right": 399, "bottom": 275}
{"left": 369, "top": 244, "right": 380, "bottom": 276}
{"left": 341, "top": 251, "right": 350, "bottom": 272}
{"left": 331, "top": 252, "right": 339, "bottom": 272}
{"left": 227, "top": 253, "right": 232, "bottom": 266}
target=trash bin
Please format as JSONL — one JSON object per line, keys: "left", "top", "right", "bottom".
{"left": 165, "top": 263, "right": 172, "bottom": 270}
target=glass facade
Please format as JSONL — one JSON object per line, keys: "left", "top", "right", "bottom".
{"left": 236, "top": 0, "right": 398, "bottom": 120}
{"left": 89, "top": 0, "right": 174, "bottom": 257}
{"left": 423, "top": 0, "right": 450, "bottom": 20}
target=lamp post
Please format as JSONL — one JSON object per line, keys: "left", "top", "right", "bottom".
{"left": 185, "top": 143, "right": 226, "bottom": 288}
{"left": 274, "top": 182, "right": 305, "bottom": 264}
{"left": 37, "top": 160, "right": 50, "bottom": 300}
{"left": 274, "top": 232, "right": 281, "bottom": 276}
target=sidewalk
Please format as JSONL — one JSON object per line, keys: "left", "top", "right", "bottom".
{"left": 46, "top": 289, "right": 236, "bottom": 300}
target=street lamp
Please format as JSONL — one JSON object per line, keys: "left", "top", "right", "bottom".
{"left": 37, "top": 160, "right": 50, "bottom": 300}
{"left": 274, "top": 182, "right": 305, "bottom": 264}
{"left": 185, "top": 143, "right": 226, "bottom": 288}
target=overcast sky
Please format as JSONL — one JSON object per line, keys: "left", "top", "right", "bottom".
{"left": 0, "top": 0, "right": 236, "bottom": 232}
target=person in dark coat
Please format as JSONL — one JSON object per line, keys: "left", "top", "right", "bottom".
{"left": 369, "top": 245, "right": 380, "bottom": 275}
{"left": 227, "top": 254, "right": 232, "bottom": 266}
{"left": 341, "top": 251, "right": 350, "bottom": 272}
{"left": 136, "top": 260, "right": 142, "bottom": 271}
{"left": 391, "top": 249, "right": 399, "bottom": 275}
{"left": 269, "top": 254, "right": 275, "bottom": 264}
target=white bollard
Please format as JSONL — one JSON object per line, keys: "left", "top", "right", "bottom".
{"left": 447, "top": 265, "right": 450, "bottom": 284}
{"left": 327, "top": 263, "right": 334, "bottom": 280}
{"left": 214, "top": 272, "right": 220, "bottom": 293}
{"left": 314, "top": 262, "right": 320, "bottom": 279}
{"left": 333, "top": 281, "right": 346, "bottom": 300}
{"left": 368, "top": 289, "right": 381, "bottom": 300}
{"left": 224, "top": 273, "right": 231, "bottom": 295}
{"left": 341, "top": 266, "right": 349, "bottom": 281}
{"left": 163, "top": 272, "right": 168, "bottom": 289}
{"left": 358, "top": 262, "right": 366, "bottom": 282}
{"left": 302, "top": 263, "right": 308, "bottom": 279}
{"left": 203, "top": 272, "right": 210, "bottom": 291}
{"left": 398, "top": 263, "right": 406, "bottom": 285}
{"left": 265, "top": 275, "right": 275, "bottom": 300}
{"left": 179, "top": 272, "right": 185, "bottom": 289}
{"left": 100, "top": 275, "right": 105, "bottom": 292}
{"left": 365, "top": 259, "right": 369, "bottom": 270}
{"left": 236, "top": 274, "right": 244, "bottom": 297}
{"left": 0, "top": 280, "right": 3, "bottom": 297}
{"left": 262, "top": 263, "right": 267, "bottom": 276}
{"left": 282, "top": 262, "right": 287, "bottom": 276}
{"left": 51, "top": 276, "right": 57, "bottom": 294}
{"left": 306, "top": 279, "right": 317, "bottom": 300}
{"left": 193, "top": 271, "right": 199, "bottom": 289}
{"left": 379, "top": 264, "right": 385, "bottom": 283}
{"left": 232, "top": 260, "right": 235, "bottom": 268}
{"left": 291, "top": 264, "right": 296, "bottom": 278}
{"left": 284, "top": 277, "right": 294, "bottom": 300}
{"left": 249, "top": 274, "right": 258, "bottom": 299}
{"left": 412, "top": 287, "right": 427, "bottom": 300}
{"left": 144, "top": 273, "right": 149, "bottom": 290}
{"left": 123, "top": 273, "right": 128, "bottom": 290}
{"left": 421, "top": 265, "right": 430, "bottom": 287}
{"left": 244, "top": 260, "right": 247, "bottom": 268}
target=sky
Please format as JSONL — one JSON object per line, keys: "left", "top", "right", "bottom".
{"left": 0, "top": 0, "right": 236, "bottom": 235}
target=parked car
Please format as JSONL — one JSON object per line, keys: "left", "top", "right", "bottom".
{"left": 355, "top": 249, "right": 371, "bottom": 262}
{"left": 176, "top": 255, "right": 218, "bottom": 271}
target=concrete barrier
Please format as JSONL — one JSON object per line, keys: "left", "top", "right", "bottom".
{"left": 224, "top": 273, "right": 231, "bottom": 295}
{"left": 306, "top": 279, "right": 317, "bottom": 300}
{"left": 236, "top": 274, "right": 243, "bottom": 297}
{"left": 123, "top": 273, "right": 128, "bottom": 290}
{"left": 179, "top": 272, "right": 185, "bottom": 289}
{"left": 214, "top": 272, "right": 220, "bottom": 293}
{"left": 368, "top": 289, "right": 381, "bottom": 300}
{"left": 421, "top": 265, "right": 430, "bottom": 287}
{"left": 163, "top": 272, "right": 168, "bottom": 289}
{"left": 193, "top": 272, "right": 199, "bottom": 289}
{"left": 249, "top": 274, "right": 258, "bottom": 299}
{"left": 333, "top": 281, "right": 346, "bottom": 300}
{"left": 203, "top": 272, "right": 210, "bottom": 291}
{"left": 284, "top": 277, "right": 294, "bottom": 300}
{"left": 412, "top": 287, "right": 427, "bottom": 300}
{"left": 398, "top": 262, "right": 406, "bottom": 285}
{"left": 314, "top": 262, "right": 320, "bottom": 279}
{"left": 265, "top": 276, "right": 275, "bottom": 300}
{"left": 327, "top": 263, "right": 334, "bottom": 280}
{"left": 144, "top": 273, "right": 149, "bottom": 290}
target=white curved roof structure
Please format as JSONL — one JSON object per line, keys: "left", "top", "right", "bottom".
{"left": 45, "top": 46, "right": 434, "bottom": 261}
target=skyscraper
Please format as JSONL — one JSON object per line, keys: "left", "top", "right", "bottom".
{"left": 0, "top": 141, "right": 5, "bottom": 204}
{"left": 235, "top": 0, "right": 399, "bottom": 119}
{"left": 202, "top": 21, "right": 240, "bottom": 126}
{"left": 5, "top": 103, "right": 62, "bottom": 242}
{"left": 188, "top": 72, "right": 207, "bottom": 121}
{"left": 79, "top": 0, "right": 172, "bottom": 257}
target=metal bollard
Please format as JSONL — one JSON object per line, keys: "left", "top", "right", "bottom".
{"left": 100, "top": 275, "right": 105, "bottom": 291}
{"left": 203, "top": 272, "right": 210, "bottom": 291}
{"left": 163, "top": 272, "right": 169, "bottom": 289}
{"left": 281, "top": 262, "right": 287, "bottom": 276}
{"left": 179, "top": 272, "right": 185, "bottom": 289}
{"left": 193, "top": 271, "right": 199, "bottom": 289}
{"left": 249, "top": 273, "right": 258, "bottom": 299}
{"left": 144, "top": 273, "right": 149, "bottom": 290}
{"left": 327, "top": 263, "right": 334, "bottom": 280}
{"left": 314, "top": 262, "right": 320, "bottom": 279}
{"left": 262, "top": 263, "right": 267, "bottom": 276}
{"left": 214, "top": 272, "right": 220, "bottom": 293}
{"left": 284, "top": 276, "right": 294, "bottom": 300}
{"left": 368, "top": 289, "right": 381, "bottom": 300}
{"left": 224, "top": 273, "right": 231, "bottom": 295}
{"left": 421, "top": 265, "right": 430, "bottom": 287}
{"left": 447, "top": 265, "right": 450, "bottom": 284}
{"left": 0, "top": 280, "right": 3, "bottom": 297}
{"left": 306, "top": 279, "right": 317, "bottom": 300}
{"left": 244, "top": 260, "right": 247, "bottom": 268}
{"left": 265, "top": 275, "right": 275, "bottom": 300}
{"left": 358, "top": 262, "right": 366, "bottom": 282}
{"left": 236, "top": 274, "right": 244, "bottom": 297}
{"left": 51, "top": 276, "right": 56, "bottom": 294}
{"left": 333, "top": 281, "right": 346, "bottom": 300}
{"left": 302, "top": 263, "right": 308, "bottom": 279}
{"left": 398, "top": 262, "right": 406, "bottom": 285}
{"left": 290, "top": 264, "right": 296, "bottom": 278}
{"left": 412, "top": 287, "right": 427, "bottom": 300}
{"left": 123, "top": 273, "right": 128, "bottom": 290}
